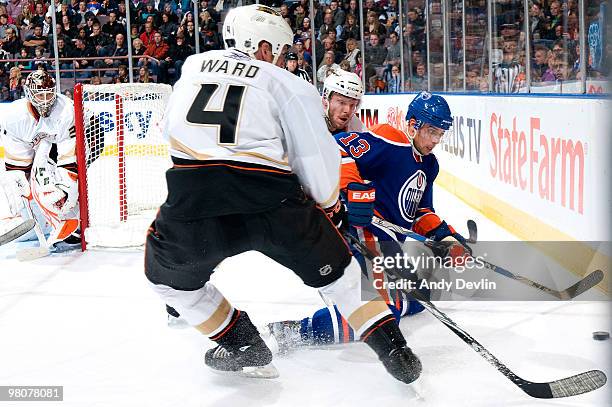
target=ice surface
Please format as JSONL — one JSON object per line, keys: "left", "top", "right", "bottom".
{"left": 0, "top": 188, "right": 609, "bottom": 407}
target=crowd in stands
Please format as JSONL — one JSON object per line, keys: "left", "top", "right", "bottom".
{"left": 0, "top": 0, "right": 608, "bottom": 101}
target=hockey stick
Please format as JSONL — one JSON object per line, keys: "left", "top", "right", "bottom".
{"left": 0, "top": 219, "right": 35, "bottom": 246}
{"left": 371, "top": 216, "right": 604, "bottom": 300}
{"left": 16, "top": 197, "right": 50, "bottom": 261}
{"left": 344, "top": 232, "right": 607, "bottom": 399}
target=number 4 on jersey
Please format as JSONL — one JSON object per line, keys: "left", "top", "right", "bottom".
{"left": 186, "top": 84, "right": 246, "bottom": 145}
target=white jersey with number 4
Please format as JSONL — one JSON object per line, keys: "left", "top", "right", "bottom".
{"left": 164, "top": 48, "right": 340, "bottom": 208}
{"left": 0, "top": 94, "right": 76, "bottom": 169}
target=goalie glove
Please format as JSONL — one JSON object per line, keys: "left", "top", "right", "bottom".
{"left": 0, "top": 170, "right": 30, "bottom": 216}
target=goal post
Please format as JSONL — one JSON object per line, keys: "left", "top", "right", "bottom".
{"left": 74, "top": 83, "right": 172, "bottom": 250}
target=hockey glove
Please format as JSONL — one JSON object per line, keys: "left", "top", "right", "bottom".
{"left": 324, "top": 199, "right": 347, "bottom": 231}
{"left": 0, "top": 170, "right": 30, "bottom": 216}
{"left": 346, "top": 182, "right": 375, "bottom": 227}
{"left": 427, "top": 221, "right": 472, "bottom": 262}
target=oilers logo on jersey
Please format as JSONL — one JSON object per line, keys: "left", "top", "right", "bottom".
{"left": 398, "top": 170, "right": 426, "bottom": 222}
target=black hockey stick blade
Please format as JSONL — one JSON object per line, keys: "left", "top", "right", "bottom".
{"left": 0, "top": 219, "right": 35, "bottom": 246}
{"left": 558, "top": 269, "right": 604, "bottom": 300}
{"left": 343, "top": 232, "right": 608, "bottom": 399}
{"left": 520, "top": 369, "right": 607, "bottom": 398}
{"left": 466, "top": 219, "right": 477, "bottom": 244}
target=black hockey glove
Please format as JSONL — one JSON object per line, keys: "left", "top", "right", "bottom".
{"left": 324, "top": 199, "right": 348, "bottom": 231}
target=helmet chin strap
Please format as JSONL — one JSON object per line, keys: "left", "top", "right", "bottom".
{"left": 406, "top": 124, "right": 425, "bottom": 157}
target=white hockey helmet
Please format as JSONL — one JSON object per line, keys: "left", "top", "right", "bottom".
{"left": 323, "top": 69, "right": 364, "bottom": 101}
{"left": 24, "top": 70, "right": 57, "bottom": 118}
{"left": 222, "top": 4, "right": 293, "bottom": 65}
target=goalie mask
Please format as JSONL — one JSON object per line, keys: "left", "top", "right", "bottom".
{"left": 24, "top": 70, "right": 57, "bottom": 118}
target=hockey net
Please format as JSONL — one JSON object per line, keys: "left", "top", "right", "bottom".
{"left": 74, "top": 83, "right": 172, "bottom": 250}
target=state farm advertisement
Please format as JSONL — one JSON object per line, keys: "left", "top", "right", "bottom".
{"left": 360, "top": 94, "right": 611, "bottom": 241}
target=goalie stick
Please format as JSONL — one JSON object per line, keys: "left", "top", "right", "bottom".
{"left": 371, "top": 216, "right": 604, "bottom": 300}
{"left": 16, "top": 197, "right": 50, "bottom": 261}
{"left": 344, "top": 232, "right": 607, "bottom": 399}
{"left": 0, "top": 219, "right": 35, "bottom": 246}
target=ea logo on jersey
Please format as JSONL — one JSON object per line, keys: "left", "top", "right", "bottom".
{"left": 397, "top": 170, "right": 426, "bottom": 222}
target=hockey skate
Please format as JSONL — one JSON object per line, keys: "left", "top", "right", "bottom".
{"left": 205, "top": 311, "right": 278, "bottom": 379}
{"left": 260, "top": 320, "right": 309, "bottom": 355}
{"left": 363, "top": 316, "right": 422, "bottom": 384}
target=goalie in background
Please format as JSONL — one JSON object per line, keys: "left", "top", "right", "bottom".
{"left": 0, "top": 70, "right": 80, "bottom": 251}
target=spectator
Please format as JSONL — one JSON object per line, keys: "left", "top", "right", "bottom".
{"left": 548, "top": 1, "right": 563, "bottom": 39}
{"left": 529, "top": 1, "right": 548, "bottom": 40}
{"left": 16, "top": 47, "right": 31, "bottom": 70}
{"left": 0, "top": 26, "right": 21, "bottom": 56}
{"left": 384, "top": 31, "right": 401, "bottom": 66}
{"left": 365, "top": 10, "right": 386, "bottom": 40}
{"left": 72, "top": 37, "right": 97, "bottom": 78}
{"left": 541, "top": 54, "right": 572, "bottom": 82}
{"left": 345, "top": 0, "right": 360, "bottom": 25}
{"left": 532, "top": 44, "right": 550, "bottom": 80}
{"left": 139, "top": 31, "right": 167, "bottom": 77}
{"left": 31, "top": 45, "right": 48, "bottom": 70}
{"left": 179, "top": 20, "right": 202, "bottom": 49}
{"left": 137, "top": 65, "right": 149, "bottom": 82}
{"left": 161, "top": 2, "right": 178, "bottom": 23}
{"left": 354, "top": 50, "right": 362, "bottom": 78}
{"left": 140, "top": 1, "right": 160, "bottom": 26}
{"left": 99, "top": 0, "right": 118, "bottom": 15}
{"left": 60, "top": 14, "right": 78, "bottom": 39}
{"left": 91, "top": 74, "right": 102, "bottom": 84}
{"left": 329, "top": 0, "right": 345, "bottom": 28}
{"left": 102, "top": 11, "right": 124, "bottom": 37}
{"left": 30, "top": 2, "right": 46, "bottom": 27}
{"left": 342, "top": 13, "right": 360, "bottom": 41}
{"left": 89, "top": 21, "right": 112, "bottom": 53}
{"left": 7, "top": 0, "right": 25, "bottom": 25}
{"left": 159, "top": 34, "right": 192, "bottom": 84}
{"left": 19, "top": 3, "right": 32, "bottom": 29}
{"left": 318, "top": 8, "right": 337, "bottom": 41}
{"left": 342, "top": 38, "right": 359, "bottom": 71}
{"left": 95, "top": 32, "right": 128, "bottom": 75}
{"left": 114, "top": 63, "right": 129, "bottom": 83}
{"left": 316, "top": 50, "right": 340, "bottom": 83}
{"left": 293, "top": 39, "right": 311, "bottom": 67}
{"left": 365, "top": 33, "right": 387, "bottom": 67}
{"left": 386, "top": 63, "right": 402, "bottom": 93}
{"left": 298, "top": 17, "right": 312, "bottom": 44}
{"left": 0, "top": 13, "right": 17, "bottom": 39}
{"left": 139, "top": 21, "right": 156, "bottom": 46}
{"left": 8, "top": 65, "right": 22, "bottom": 100}
{"left": 159, "top": 11, "right": 178, "bottom": 40}
{"left": 50, "top": 36, "right": 74, "bottom": 77}
{"left": 201, "top": 23, "right": 220, "bottom": 52}
{"left": 23, "top": 24, "right": 48, "bottom": 53}
{"left": 199, "top": 9, "right": 215, "bottom": 32}
{"left": 297, "top": 52, "right": 312, "bottom": 79}
{"left": 321, "top": 34, "right": 340, "bottom": 64}
{"left": 293, "top": 3, "right": 306, "bottom": 32}
{"left": 75, "top": 1, "right": 94, "bottom": 26}
{"left": 411, "top": 62, "right": 428, "bottom": 90}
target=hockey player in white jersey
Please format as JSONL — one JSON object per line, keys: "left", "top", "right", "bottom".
{"left": 145, "top": 4, "right": 421, "bottom": 384}
{"left": 0, "top": 70, "right": 80, "bottom": 250}
{"left": 322, "top": 69, "right": 367, "bottom": 134}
